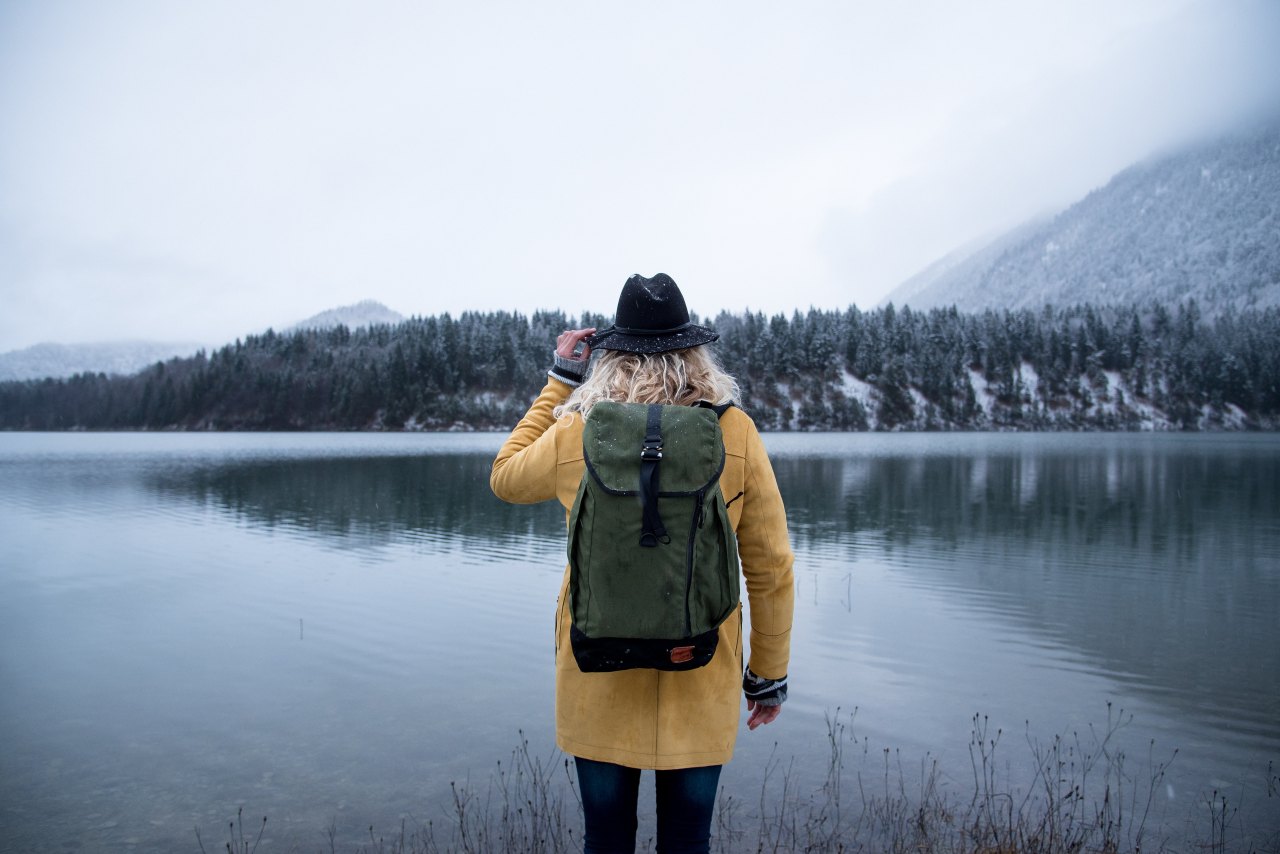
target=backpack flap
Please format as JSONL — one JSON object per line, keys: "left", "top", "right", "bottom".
{"left": 582, "top": 402, "right": 724, "bottom": 494}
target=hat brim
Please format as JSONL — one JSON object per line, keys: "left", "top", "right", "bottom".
{"left": 587, "top": 324, "right": 719, "bottom": 355}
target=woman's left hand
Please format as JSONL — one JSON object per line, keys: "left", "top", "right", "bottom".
{"left": 746, "top": 699, "right": 782, "bottom": 730}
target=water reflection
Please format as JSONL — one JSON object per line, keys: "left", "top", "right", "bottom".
{"left": 770, "top": 436, "right": 1280, "bottom": 751}
{"left": 111, "top": 435, "right": 1280, "bottom": 746}
{"left": 147, "top": 454, "right": 565, "bottom": 556}
{"left": 773, "top": 441, "right": 1277, "bottom": 556}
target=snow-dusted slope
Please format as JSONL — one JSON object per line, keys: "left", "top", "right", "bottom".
{"left": 883, "top": 122, "right": 1280, "bottom": 314}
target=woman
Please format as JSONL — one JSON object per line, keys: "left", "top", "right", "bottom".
{"left": 490, "top": 273, "right": 794, "bottom": 854}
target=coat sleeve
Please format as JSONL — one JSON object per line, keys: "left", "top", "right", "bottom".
{"left": 736, "top": 422, "right": 795, "bottom": 681}
{"left": 490, "top": 377, "right": 574, "bottom": 505}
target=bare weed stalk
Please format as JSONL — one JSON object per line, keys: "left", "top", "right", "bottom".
{"left": 196, "top": 806, "right": 267, "bottom": 854}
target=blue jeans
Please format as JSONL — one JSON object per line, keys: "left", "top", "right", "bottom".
{"left": 574, "top": 756, "right": 722, "bottom": 854}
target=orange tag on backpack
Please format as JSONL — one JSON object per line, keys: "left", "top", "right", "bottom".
{"left": 670, "top": 646, "right": 695, "bottom": 664}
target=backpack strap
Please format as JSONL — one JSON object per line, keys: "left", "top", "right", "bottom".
{"left": 697, "top": 400, "right": 736, "bottom": 418}
{"left": 638, "top": 404, "right": 668, "bottom": 547}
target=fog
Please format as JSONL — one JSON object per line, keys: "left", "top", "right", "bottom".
{"left": 1, "top": 0, "right": 1277, "bottom": 351}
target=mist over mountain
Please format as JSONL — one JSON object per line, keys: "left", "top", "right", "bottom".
{"left": 0, "top": 341, "right": 206, "bottom": 382}
{"left": 884, "top": 121, "right": 1280, "bottom": 313}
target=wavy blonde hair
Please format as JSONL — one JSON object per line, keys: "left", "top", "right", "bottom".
{"left": 555, "top": 345, "right": 741, "bottom": 419}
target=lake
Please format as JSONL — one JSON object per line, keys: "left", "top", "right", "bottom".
{"left": 1, "top": 431, "right": 1277, "bottom": 851}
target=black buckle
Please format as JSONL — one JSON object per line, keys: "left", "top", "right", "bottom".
{"left": 640, "top": 443, "right": 663, "bottom": 461}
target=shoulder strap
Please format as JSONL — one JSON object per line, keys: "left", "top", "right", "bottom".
{"left": 696, "top": 400, "right": 735, "bottom": 418}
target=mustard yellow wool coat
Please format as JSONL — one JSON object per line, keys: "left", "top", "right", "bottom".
{"left": 490, "top": 377, "right": 795, "bottom": 770}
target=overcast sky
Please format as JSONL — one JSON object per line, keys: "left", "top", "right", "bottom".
{"left": 1, "top": 0, "right": 1278, "bottom": 351}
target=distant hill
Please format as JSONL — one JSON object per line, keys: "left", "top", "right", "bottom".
{"left": 0, "top": 340, "right": 205, "bottom": 382}
{"left": 0, "top": 300, "right": 405, "bottom": 382}
{"left": 287, "top": 299, "right": 404, "bottom": 332}
{"left": 884, "top": 122, "right": 1280, "bottom": 313}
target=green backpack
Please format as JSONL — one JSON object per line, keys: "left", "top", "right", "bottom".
{"left": 567, "top": 400, "right": 741, "bottom": 672}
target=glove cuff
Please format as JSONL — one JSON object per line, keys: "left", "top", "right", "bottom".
{"left": 743, "top": 667, "right": 788, "bottom": 707}
{"left": 549, "top": 352, "right": 588, "bottom": 387}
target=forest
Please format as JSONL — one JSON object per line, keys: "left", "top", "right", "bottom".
{"left": 1, "top": 300, "right": 1276, "bottom": 431}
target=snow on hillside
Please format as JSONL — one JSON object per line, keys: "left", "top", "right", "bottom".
{"left": 841, "top": 371, "right": 879, "bottom": 429}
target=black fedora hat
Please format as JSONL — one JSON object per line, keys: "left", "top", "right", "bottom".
{"left": 586, "top": 273, "right": 719, "bottom": 355}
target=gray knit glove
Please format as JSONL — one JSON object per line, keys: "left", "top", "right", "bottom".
{"left": 743, "top": 667, "right": 788, "bottom": 707}
{"left": 548, "top": 352, "right": 589, "bottom": 388}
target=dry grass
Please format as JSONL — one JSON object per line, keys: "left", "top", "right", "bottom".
{"left": 197, "top": 709, "right": 1279, "bottom": 853}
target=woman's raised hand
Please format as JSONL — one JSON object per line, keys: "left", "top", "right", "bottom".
{"left": 556, "top": 328, "right": 597, "bottom": 364}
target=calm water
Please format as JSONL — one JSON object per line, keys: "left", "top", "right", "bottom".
{"left": 0, "top": 432, "right": 1277, "bottom": 851}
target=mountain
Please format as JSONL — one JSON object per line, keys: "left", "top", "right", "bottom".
{"left": 287, "top": 299, "right": 404, "bottom": 332}
{"left": 0, "top": 340, "right": 205, "bottom": 382}
{"left": 884, "top": 122, "right": 1280, "bottom": 313}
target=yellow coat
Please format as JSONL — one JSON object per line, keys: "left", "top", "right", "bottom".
{"left": 491, "top": 377, "right": 795, "bottom": 770}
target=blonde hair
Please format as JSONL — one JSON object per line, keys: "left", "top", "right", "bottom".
{"left": 555, "top": 346, "right": 741, "bottom": 419}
